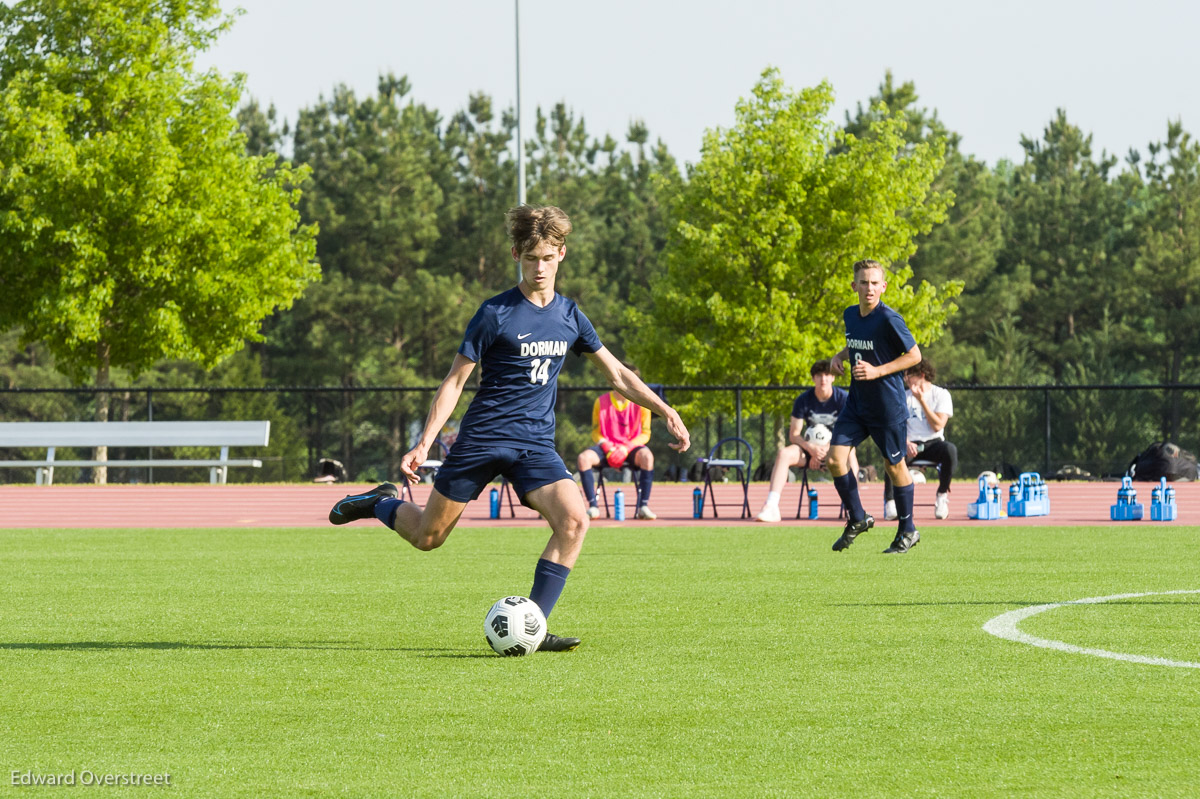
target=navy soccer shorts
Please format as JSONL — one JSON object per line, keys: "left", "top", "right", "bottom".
{"left": 830, "top": 410, "right": 908, "bottom": 465}
{"left": 434, "top": 443, "right": 574, "bottom": 506}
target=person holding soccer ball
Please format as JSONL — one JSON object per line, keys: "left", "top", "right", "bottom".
{"left": 755, "top": 359, "right": 859, "bottom": 522}
{"left": 327, "top": 205, "right": 691, "bottom": 651}
{"left": 577, "top": 369, "right": 659, "bottom": 521}
{"left": 826, "top": 259, "right": 923, "bottom": 554}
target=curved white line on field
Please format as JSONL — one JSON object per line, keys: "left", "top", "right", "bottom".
{"left": 982, "top": 590, "right": 1200, "bottom": 668}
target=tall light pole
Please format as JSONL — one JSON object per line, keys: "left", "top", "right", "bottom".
{"left": 515, "top": 0, "right": 526, "bottom": 208}
{"left": 514, "top": 0, "right": 526, "bottom": 284}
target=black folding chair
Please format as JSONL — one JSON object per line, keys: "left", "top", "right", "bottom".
{"left": 795, "top": 465, "right": 846, "bottom": 520}
{"left": 594, "top": 466, "right": 643, "bottom": 518}
{"left": 496, "top": 476, "right": 519, "bottom": 517}
{"left": 699, "top": 437, "right": 753, "bottom": 519}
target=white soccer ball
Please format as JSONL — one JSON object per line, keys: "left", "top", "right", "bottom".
{"left": 804, "top": 423, "right": 832, "bottom": 447}
{"left": 484, "top": 596, "right": 547, "bottom": 656}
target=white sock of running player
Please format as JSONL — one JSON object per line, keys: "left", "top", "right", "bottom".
{"left": 765, "top": 491, "right": 780, "bottom": 509}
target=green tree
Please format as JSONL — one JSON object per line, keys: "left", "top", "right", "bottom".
{"left": 627, "top": 68, "right": 958, "bottom": 416}
{"left": 844, "top": 72, "right": 1009, "bottom": 381}
{"left": 1130, "top": 121, "right": 1200, "bottom": 440}
{"left": 280, "top": 76, "right": 472, "bottom": 478}
{"left": 516, "top": 104, "right": 681, "bottom": 456}
{"left": 587, "top": 122, "right": 681, "bottom": 351}
{"left": 521, "top": 103, "right": 608, "bottom": 355}
{"left": 0, "top": 0, "right": 318, "bottom": 480}
{"left": 439, "top": 92, "right": 519, "bottom": 296}
{"left": 0, "top": 330, "right": 76, "bottom": 446}
{"left": 237, "top": 98, "right": 286, "bottom": 160}
{"left": 997, "top": 111, "right": 1128, "bottom": 382}
{"left": 948, "top": 319, "right": 1049, "bottom": 475}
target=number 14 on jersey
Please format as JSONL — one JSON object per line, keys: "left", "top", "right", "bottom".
{"left": 529, "top": 358, "right": 551, "bottom": 385}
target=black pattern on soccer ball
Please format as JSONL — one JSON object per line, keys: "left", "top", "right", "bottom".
{"left": 524, "top": 612, "right": 541, "bottom": 636}
{"left": 501, "top": 643, "right": 528, "bottom": 656}
{"left": 490, "top": 614, "right": 509, "bottom": 636}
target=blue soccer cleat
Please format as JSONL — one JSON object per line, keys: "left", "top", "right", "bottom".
{"left": 328, "top": 483, "right": 399, "bottom": 525}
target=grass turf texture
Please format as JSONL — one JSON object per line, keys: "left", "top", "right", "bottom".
{"left": 3, "top": 525, "right": 1199, "bottom": 798}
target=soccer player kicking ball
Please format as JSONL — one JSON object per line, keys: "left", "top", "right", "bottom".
{"left": 826, "top": 259, "right": 923, "bottom": 554}
{"left": 328, "top": 205, "right": 690, "bottom": 651}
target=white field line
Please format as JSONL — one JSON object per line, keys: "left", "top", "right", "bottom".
{"left": 982, "top": 590, "right": 1200, "bottom": 668}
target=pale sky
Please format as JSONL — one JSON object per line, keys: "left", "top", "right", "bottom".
{"left": 198, "top": 0, "right": 1199, "bottom": 169}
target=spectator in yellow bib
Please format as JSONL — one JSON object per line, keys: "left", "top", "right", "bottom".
{"left": 577, "top": 368, "right": 657, "bottom": 520}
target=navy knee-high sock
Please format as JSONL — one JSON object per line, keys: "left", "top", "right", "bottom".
{"left": 638, "top": 469, "right": 653, "bottom": 505}
{"left": 894, "top": 483, "right": 916, "bottom": 533}
{"left": 580, "top": 469, "right": 597, "bottom": 505}
{"left": 373, "top": 497, "right": 403, "bottom": 529}
{"left": 529, "top": 558, "right": 571, "bottom": 619}
{"left": 833, "top": 472, "right": 866, "bottom": 522}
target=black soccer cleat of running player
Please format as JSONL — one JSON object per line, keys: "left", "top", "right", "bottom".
{"left": 883, "top": 530, "right": 920, "bottom": 554}
{"left": 832, "top": 514, "right": 875, "bottom": 551}
{"left": 328, "top": 483, "right": 399, "bottom": 525}
{"left": 538, "top": 633, "right": 581, "bottom": 652}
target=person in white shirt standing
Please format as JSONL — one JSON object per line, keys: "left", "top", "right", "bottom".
{"left": 883, "top": 360, "right": 957, "bottom": 521}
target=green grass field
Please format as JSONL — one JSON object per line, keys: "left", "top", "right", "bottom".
{"left": 3, "top": 523, "right": 1199, "bottom": 797}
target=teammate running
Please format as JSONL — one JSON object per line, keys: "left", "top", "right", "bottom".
{"left": 826, "top": 259, "right": 923, "bottom": 554}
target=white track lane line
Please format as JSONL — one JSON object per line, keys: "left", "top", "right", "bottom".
{"left": 982, "top": 590, "right": 1200, "bottom": 668}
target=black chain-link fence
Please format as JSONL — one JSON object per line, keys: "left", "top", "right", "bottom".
{"left": 1, "top": 384, "right": 1197, "bottom": 485}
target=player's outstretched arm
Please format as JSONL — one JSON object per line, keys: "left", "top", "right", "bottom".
{"left": 585, "top": 347, "right": 690, "bottom": 453}
{"left": 400, "top": 354, "right": 477, "bottom": 485}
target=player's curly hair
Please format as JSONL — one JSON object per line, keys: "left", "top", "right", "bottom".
{"left": 506, "top": 205, "right": 572, "bottom": 254}
{"left": 908, "top": 360, "right": 936, "bottom": 382}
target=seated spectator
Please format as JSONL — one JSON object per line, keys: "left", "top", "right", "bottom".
{"left": 884, "top": 360, "right": 957, "bottom": 520}
{"left": 577, "top": 369, "right": 656, "bottom": 520}
{"left": 756, "top": 359, "right": 858, "bottom": 522}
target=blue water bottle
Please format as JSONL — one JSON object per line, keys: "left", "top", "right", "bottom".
{"left": 808, "top": 488, "right": 819, "bottom": 520}
{"left": 489, "top": 487, "right": 499, "bottom": 519}
{"left": 693, "top": 487, "right": 703, "bottom": 518}
{"left": 614, "top": 489, "right": 626, "bottom": 521}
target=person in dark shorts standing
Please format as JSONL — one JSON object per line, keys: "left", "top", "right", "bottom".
{"left": 827, "top": 259, "right": 923, "bottom": 554}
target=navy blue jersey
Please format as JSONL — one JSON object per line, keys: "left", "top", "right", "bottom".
{"left": 791, "top": 386, "right": 848, "bottom": 429}
{"left": 842, "top": 302, "right": 917, "bottom": 425}
{"left": 456, "top": 287, "right": 602, "bottom": 452}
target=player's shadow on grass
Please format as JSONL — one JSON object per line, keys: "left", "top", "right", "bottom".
{"left": 0, "top": 641, "right": 471, "bottom": 653}
{"left": 834, "top": 600, "right": 1200, "bottom": 607}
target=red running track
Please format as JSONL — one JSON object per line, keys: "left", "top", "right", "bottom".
{"left": 0, "top": 481, "right": 1196, "bottom": 528}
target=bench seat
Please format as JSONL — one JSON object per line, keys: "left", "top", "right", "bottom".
{"left": 0, "top": 421, "right": 270, "bottom": 485}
